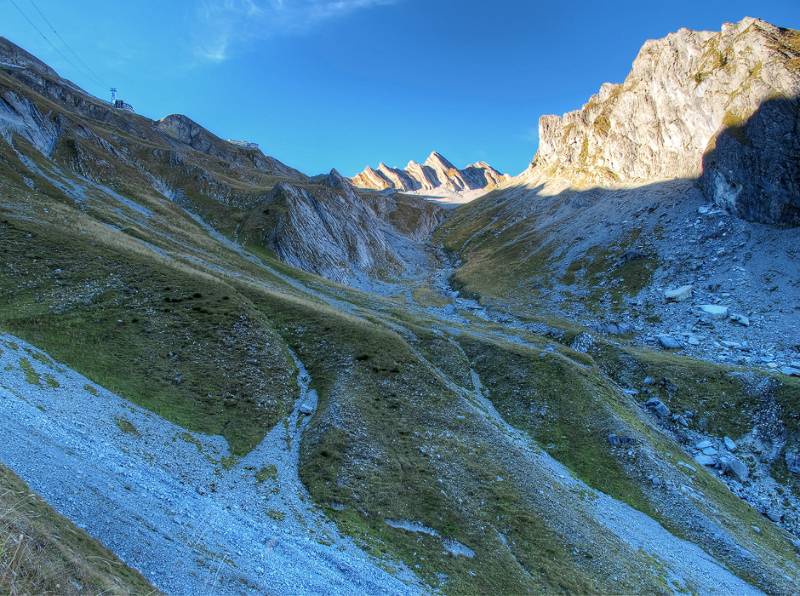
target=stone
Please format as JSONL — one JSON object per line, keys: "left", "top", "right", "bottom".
{"left": 699, "top": 304, "right": 729, "bottom": 319}
{"left": 657, "top": 335, "right": 683, "bottom": 350}
{"left": 729, "top": 313, "right": 750, "bottom": 326}
{"left": 723, "top": 436, "right": 737, "bottom": 451}
{"left": 695, "top": 439, "right": 713, "bottom": 450}
{"left": 608, "top": 433, "right": 636, "bottom": 447}
{"left": 299, "top": 402, "right": 314, "bottom": 415}
{"left": 766, "top": 508, "right": 783, "bottom": 523}
{"left": 643, "top": 376, "right": 655, "bottom": 385}
{"left": 694, "top": 454, "right": 717, "bottom": 467}
{"left": 779, "top": 366, "right": 800, "bottom": 377}
{"left": 702, "top": 447, "right": 718, "bottom": 456}
{"left": 645, "top": 398, "right": 670, "bottom": 419}
{"left": 664, "top": 285, "right": 692, "bottom": 302}
{"left": 751, "top": 525, "right": 761, "bottom": 534}
{"left": 719, "top": 455, "right": 749, "bottom": 482}
{"left": 785, "top": 449, "right": 800, "bottom": 475}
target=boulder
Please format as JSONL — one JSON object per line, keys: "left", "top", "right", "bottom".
{"left": 779, "top": 366, "right": 800, "bottom": 377}
{"left": 719, "top": 455, "right": 749, "bottom": 482}
{"left": 664, "top": 285, "right": 692, "bottom": 302}
{"left": 607, "top": 433, "right": 636, "bottom": 447}
{"left": 695, "top": 439, "right": 713, "bottom": 450}
{"left": 729, "top": 313, "right": 750, "bottom": 326}
{"left": 657, "top": 335, "right": 683, "bottom": 350}
{"left": 699, "top": 304, "right": 729, "bottom": 319}
{"left": 645, "top": 398, "right": 670, "bottom": 419}
{"left": 299, "top": 402, "right": 314, "bottom": 415}
{"left": 723, "top": 436, "right": 737, "bottom": 451}
{"left": 694, "top": 454, "right": 717, "bottom": 467}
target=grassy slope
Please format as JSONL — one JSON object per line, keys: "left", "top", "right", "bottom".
{"left": 1, "top": 59, "right": 799, "bottom": 594}
{"left": 0, "top": 465, "right": 153, "bottom": 595}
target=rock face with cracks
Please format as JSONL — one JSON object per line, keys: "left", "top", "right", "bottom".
{"left": 525, "top": 17, "right": 800, "bottom": 225}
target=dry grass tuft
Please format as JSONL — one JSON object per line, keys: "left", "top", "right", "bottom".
{"left": 0, "top": 465, "right": 154, "bottom": 595}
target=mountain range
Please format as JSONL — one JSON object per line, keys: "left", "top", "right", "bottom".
{"left": 352, "top": 151, "right": 509, "bottom": 197}
{"left": 1, "top": 16, "right": 800, "bottom": 596}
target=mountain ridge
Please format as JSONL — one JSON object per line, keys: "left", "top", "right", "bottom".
{"left": 521, "top": 16, "right": 800, "bottom": 224}
{"left": 352, "top": 150, "right": 509, "bottom": 195}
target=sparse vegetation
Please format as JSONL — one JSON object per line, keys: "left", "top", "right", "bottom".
{"left": 256, "top": 464, "right": 278, "bottom": 483}
{"left": 114, "top": 417, "right": 140, "bottom": 437}
{"left": 18, "top": 358, "right": 39, "bottom": 386}
{"left": 0, "top": 465, "right": 152, "bottom": 594}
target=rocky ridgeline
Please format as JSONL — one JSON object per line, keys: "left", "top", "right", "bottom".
{"left": 352, "top": 151, "right": 509, "bottom": 194}
{"left": 525, "top": 17, "right": 800, "bottom": 225}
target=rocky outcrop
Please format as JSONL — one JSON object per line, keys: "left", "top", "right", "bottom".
{"left": 352, "top": 151, "right": 509, "bottom": 194}
{"left": 525, "top": 18, "right": 800, "bottom": 225}
{"left": 701, "top": 96, "right": 800, "bottom": 225}
{"left": 156, "top": 114, "right": 303, "bottom": 178}
{"left": 240, "top": 172, "right": 442, "bottom": 285}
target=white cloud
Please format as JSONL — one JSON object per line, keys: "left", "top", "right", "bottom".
{"left": 194, "top": 0, "right": 398, "bottom": 63}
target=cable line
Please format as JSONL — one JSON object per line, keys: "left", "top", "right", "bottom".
{"left": 26, "top": 0, "right": 106, "bottom": 88}
{"left": 8, "top": 0, "right": 104, "bottom": 90}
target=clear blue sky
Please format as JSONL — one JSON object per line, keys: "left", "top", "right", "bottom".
{"left": 3, "top": 0, "right": 799, "bottom": 176}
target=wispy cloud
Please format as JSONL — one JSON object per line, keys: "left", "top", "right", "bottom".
{"left": 194, "top": 0, "right": 398, "bottom": 63}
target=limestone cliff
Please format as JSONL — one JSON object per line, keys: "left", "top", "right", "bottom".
{"left": 525, "top": 18, "right": 800, "bottom": 224}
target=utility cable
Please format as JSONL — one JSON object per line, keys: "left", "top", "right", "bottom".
{"left": 26, "top": 0, "right": 106, "bottom": 88}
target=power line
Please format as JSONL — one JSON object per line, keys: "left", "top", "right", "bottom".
{"left": 8, "top": 0, "right": 105, "bottom": 90}
{"left": 26, "top": 0, "right": 106, "bottom": 88}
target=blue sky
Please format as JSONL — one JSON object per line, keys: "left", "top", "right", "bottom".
{"left": 3, "top": 0, "right": 799, "bottom": 176}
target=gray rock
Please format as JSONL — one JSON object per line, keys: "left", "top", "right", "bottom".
{"left": 766, "top": 508, "right": 783, "bottom": 523}
{"left": 299, "top": 403, "right": 314, "bottom": 415}
{"left": 785, "top": 449, "right": 800, "bottom": 475}
{"left": 695, "top": 439, "right": 713, "bottom": 450}
{"left": 645, "top": 398, "right": 670, "bottom": 419}
{"left": 608, "top": 433, "right": 636, "bottom": 447}
{"left": 729, "top": 313, "right": 750, "bottom": 326}
{"left": 699, "top": 304, "right": 729, "bottom": 319}
{"left": 702, "top": 447, "right": 719, "bottom": 456}
{"left": 779, "top": 366, "right": 800, "bottom": 377}
{"left": 701, "top": 95, "right": 800, "bottom": 226}
{"left": 723, "top": 436, "right": 737, "bottom": 451}
{"left": 571, "top": 332, "right": 595, "bottom": 354}
{"left": 694, "top": 454, "right": 717, "bottom": 467}
{"left": 657, "top": 335, "right": 683, "bottom": 350}
{"left": 719, "top": 455, "right": 749, "bottom": 482}
{"left": 664, "top": 285, "right": 692, "bottom": 302}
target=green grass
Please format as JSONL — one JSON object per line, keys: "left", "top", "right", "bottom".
{"left": 114, "top": 417, "right": 140, "bottom": 437}
{"left": 0, "top": 214, "right": 296, "bottom": 456}
{"left": 0, "top": 465, "right": 153, "bottom": 595}
{"left": 19, "top": 358, "right": 40, "bottom": 386}
{"left": 255, "top": 464, "right": 278, "bottom": 483}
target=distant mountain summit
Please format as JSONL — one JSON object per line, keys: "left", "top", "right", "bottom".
{"left": 352, "top": 151, "right": 509, "bottom": 195}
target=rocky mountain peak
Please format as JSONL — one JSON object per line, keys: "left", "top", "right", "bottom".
{"left": 524, "top": 17, "right": 800, "bottom": 223}
{"left": 352, "top": 151, "right": 509, "bottom": 197}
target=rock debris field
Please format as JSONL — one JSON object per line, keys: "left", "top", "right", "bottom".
{"left": 0, "top": 333, "right": 421, "bottom": 595}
